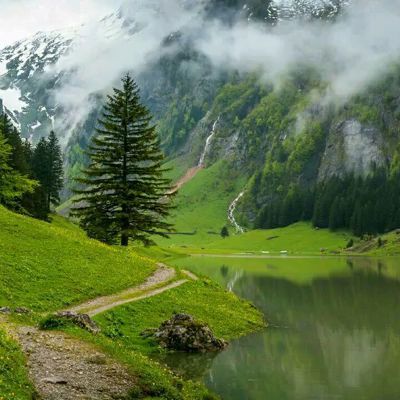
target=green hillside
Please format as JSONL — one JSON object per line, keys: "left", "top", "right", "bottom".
{"left": 0, "top": 206, "right": 156, "bottom": 311}
{"left": 156, "top": 160, "right": 246, "bottom": 246}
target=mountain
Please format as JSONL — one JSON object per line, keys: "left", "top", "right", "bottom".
{"left": 2, "top": 0, "right": 400, "bottom": 237}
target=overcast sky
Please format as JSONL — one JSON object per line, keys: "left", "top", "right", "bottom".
{"left": 0, "top": 0, "right": 122, "bottom": 47}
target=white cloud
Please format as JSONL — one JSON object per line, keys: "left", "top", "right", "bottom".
{"left": 0, "top": 0, "right": 121, "bottom": 47}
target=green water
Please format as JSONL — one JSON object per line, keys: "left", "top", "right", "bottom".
{"left": 168, "top": 256, "right": 400, "bottom": 400}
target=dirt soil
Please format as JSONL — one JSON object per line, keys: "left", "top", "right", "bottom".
{"left": 14, "top": 325, "right": 136, "bottom": 400}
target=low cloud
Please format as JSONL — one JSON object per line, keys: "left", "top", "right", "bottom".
{"left": 44, "top": 0, "right": 400, "bottom": 144}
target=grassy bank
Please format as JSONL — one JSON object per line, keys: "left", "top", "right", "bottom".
{"left": 58, "top": 278, "right": 264, "bottom": 399}
{"left": 0, "top": 207, "right": 265, "bottom": 399}
{"left": 0, "top": 328, "right": 35, "bottom": 399}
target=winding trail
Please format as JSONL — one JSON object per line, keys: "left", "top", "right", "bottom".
{"left": 1, "top": 264, "right": 199, "bottom": 400}
{"left": 69, "top": 264, "right": 197, "bottom": 317}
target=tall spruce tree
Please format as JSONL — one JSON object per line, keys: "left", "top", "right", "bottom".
{"left": 47, "top": 131, "right": 64, "bottom": 207}
{"left": 73, "top": 74, "right": 174, "bottom": 246}
{"left": 32, "top": 132, "right": 64, "bottom": 212}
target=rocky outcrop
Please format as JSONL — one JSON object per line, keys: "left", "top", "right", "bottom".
{"left": 318, "top": 118, "right": 386, "bottom": 181}
{"left": 53, "top": 311, "right": 100, "bottom": 334}
{"left": 153, "top": 313, "right": 227, "bottom": 353}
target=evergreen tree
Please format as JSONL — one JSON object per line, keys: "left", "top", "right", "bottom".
{"left": 0, "top": 114, "right": 30, "bottom": 174}
{"left": 32, "top": 132, "right": 63, "bottom": 211}
{"left": 47, "top": 131, "right": 64, "bottom": 207}
{"left": 0, "top": 132, "right": 37, "bottom": 206}
{"left": 73, "top": 74, "right": 174, "bottom": 246}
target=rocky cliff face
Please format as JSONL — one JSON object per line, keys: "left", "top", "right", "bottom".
{"left": 318, "top": 119, "right": 387, "bottom": 181}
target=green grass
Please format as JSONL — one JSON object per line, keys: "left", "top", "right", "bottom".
{"left": 94, "top": 279, "right": 265, "bottom": 354}
{"left": 0, "top": 328, "right": 35, "bottom": 400}
{"left": 0, "top": 206, "right": 265, "bottom": 399}
{"left": 204, "top": 222, "right": 352, "bottom": 254}
{"left": 160, "top": 222, "right": 353, "bottom": 257}
{"left": 57, "top": 278, "right": 264, "bottom": 399}
{"left": 0, "top": 206, "right": 156, "bottom": 312}
{"left": 156, "top": 160, "right": 246, "bottom": 247}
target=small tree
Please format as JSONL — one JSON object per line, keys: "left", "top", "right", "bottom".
{"left": 221, "top": 226, "right": 229, "bottom": 239}
{"left": 73, "top": 74, "right": 174, "bottom": 246}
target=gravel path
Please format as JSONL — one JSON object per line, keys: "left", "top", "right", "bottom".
{"left": 13, "top": 325, "right": 136, "bottom": 400}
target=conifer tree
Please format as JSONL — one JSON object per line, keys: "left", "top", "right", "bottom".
{"left": 0, "top": 132, "right": 37, "bottom": 206}
{"left": 32, "top": 132, "right": 64, "bottom": 211}
{"left": 47, "top": 131, "right": 64, "bottom": 207}
{"left": 73, "top": 74, "right": 174, "bottom": 246}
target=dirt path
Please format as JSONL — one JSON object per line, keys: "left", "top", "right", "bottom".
{"left": 68, "top": 263, "right": 176, "bottom": 316}
{"left": 67, "top": 265, "right": 198, "bottom": 317}
{"left": 11, "top": 325, "right": 136, "bottom": 400}
{"left": 1, "top": 265, "right": 199, "bottom": 400}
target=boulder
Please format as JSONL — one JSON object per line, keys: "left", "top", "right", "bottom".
{"left": 0, "top": 307, "right": 12, "bottom": 314}
{"left": 56, "top": 311, "right": 100, "bottom": 334}
{"left": 153, "top": 313, "right": 227, "bottom": 353}
{"left": 14, "top": 307, "right": 31, "bottom": 314}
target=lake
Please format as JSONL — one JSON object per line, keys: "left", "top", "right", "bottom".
{"left": 166, "top": 256, "right": 400, "bottom": 400}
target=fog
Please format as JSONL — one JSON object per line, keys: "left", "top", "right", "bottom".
{"left": 42, "top": 0, "right": 400, "bottom": 143}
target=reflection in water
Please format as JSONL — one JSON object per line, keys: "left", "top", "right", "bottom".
{"left": 167, "top": 257, "right": 400, "bottom": 400}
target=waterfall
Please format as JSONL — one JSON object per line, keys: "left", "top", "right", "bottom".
{"left": 198, "top": 116, "right": 220, "bottom": 167}
{"left": 228, "top": 191, "right": 245, "bottom": 234}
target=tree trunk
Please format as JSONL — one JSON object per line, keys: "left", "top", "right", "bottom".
{"left": 121, "top": 233, "right": 129, "bottom": 246}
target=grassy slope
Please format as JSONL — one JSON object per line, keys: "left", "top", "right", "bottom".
{"left": 0, "top": 329, "right": 34, "bottom": 400}
{"left": 156, "top": 160, "right": 246, "bottom": 247}
{"left": 0, "top": 206, "right": 156, "bottom": 311}
{"left": 349, "top": 230, "right": 400, "bottom": 256}
{"left": 0, "top": 207, "right": 264, "bottom": 399}
{"left": 154, "top": 158, "right": 354, "bottom": 255}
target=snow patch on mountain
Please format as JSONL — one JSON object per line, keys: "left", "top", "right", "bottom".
{"left": 0, "top": 87, "right": 26, "bottom": 113}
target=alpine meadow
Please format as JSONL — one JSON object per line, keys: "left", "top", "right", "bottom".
{"left": 1, "top": 1, "right": 400, "bottom": 399}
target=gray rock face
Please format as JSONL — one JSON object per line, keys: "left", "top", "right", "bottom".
{"left": 153, "top": 313, "right": 227, "bottom": 353}
{"left": 56, "top": 311, "right": 100, "bottom": 334}
{"left": 319, "top": 118, "right": 386, "bottom": 181}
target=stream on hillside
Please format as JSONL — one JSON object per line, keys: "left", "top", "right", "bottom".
{"left": 161, "top": 256, "right": 400, "bottom": 400}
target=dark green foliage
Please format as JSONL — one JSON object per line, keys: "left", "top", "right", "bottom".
{"left": 346, "top": 239, "right": 354, "bottom": 249}
{"left": 256, "top": 168, "right": 400, "bottom": 237}
{"left": 39, "top": 314, "right": 70, "bottom": 330}
{"left": 0, "top": 119, "right": 37, "bottom": 207}
{"left": 0, "top": 112, "right": 63, "bottom": 219}
{"left": 221, "top": 226, "right": 230, "bottom": 238}
{"left": 32, "top": 131, "right": 64, "bottom": 212}
{"left": 74, "top": 75, "right": 174, "bottom": 246}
